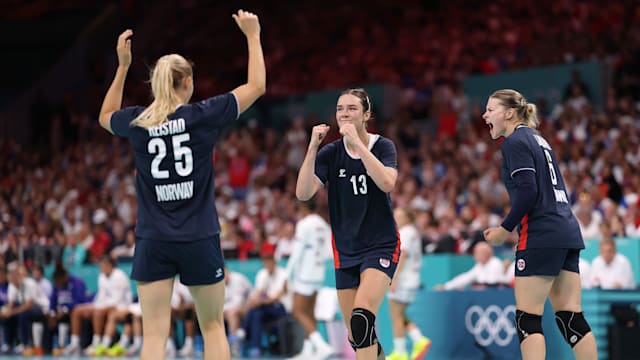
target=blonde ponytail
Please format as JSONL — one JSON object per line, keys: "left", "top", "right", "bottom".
{"left": 522, "top": 103, "right": 539, "bottom": 129}
{"left": 131, "top": 54, "right": 193, "bottom": 129}
{"left": 490, "top": 89, "right": 540, "bottom": 129}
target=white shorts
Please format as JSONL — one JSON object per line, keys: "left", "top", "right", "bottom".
{"left": 388, "top": 288, "right": 418, "bottom": 304}
{"left": 128, "top": 303, "right": 142, "bottom": 317}
{"left": 292, "top": 281, "right": 322, "bottom": 297}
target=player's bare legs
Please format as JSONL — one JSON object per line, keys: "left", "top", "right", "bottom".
{"left": 138, "top": 278, "right": 174, "bottom": 360}
{"left": 514, "top": 276, "right": 554, "bottom": 360}
{"left": 338, "top": 287, "right": 357, "bottom": 342}
{"left": 103, "top": 308, "right": 129, "bottom": 339}
{"left": 389, "top": 300, "right": 408, "bottom": 339}
{"left": 292, "top": 292, "right": 318, "bottom": 334}
{"left": 190, "top": 281, "right": 229, "bottom": 360}
{"left": 338, "top": 268, "right": 390, "bottom": 360}
{"left": 549, "top": 270, "right": 597, "bottom": 360}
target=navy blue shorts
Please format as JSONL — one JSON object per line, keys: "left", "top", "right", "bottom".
{"left": 335, "top": 255, "right": 398, "bottom": 290}
{"left": 514, "top": 248, "right": 580, "bottom": 277}
{"left": 131, "top": 235, "right": 225, "bottom": 286}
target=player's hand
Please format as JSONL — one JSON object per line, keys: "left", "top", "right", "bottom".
{"left": 233, "top": 10, "right": 260, "bottom": 38}
{"left": 483, "top": 226, "right": 509, "bottom": 244}
{"left": 309, "top": 124, "right": 330, "bottom": 149}
{"left": 339, "top": 123, "right": 361, "bottom": 148}
{"left": 116, "top": 29, "right": 133, "bottom": 68}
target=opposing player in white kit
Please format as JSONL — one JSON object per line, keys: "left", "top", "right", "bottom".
{"left": 285, "top": 200, "right": 335, "bottom": 359}
{"left": 223, "top": 267, "right": 252, "bottom": 357}
{"left": 387, "top": 208, "right": 431, "bottom": 360}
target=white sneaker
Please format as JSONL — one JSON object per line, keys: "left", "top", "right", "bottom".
{"left": 178, "top": 344, "right": 194, "bottom": 357}
{"left": 62, "top": 344, "right": 81, "bottom": 356}
{"left": 126, "top": 343, "right": 141, "bottom": 356}
{"left": 288, "top": 350, "right": 311, "bottom": 360}
{"left": 314, "top": 345, "right": 335, "bottom": 360}
{"left": 165, "top": 345, "right": 176, "bottom": 358}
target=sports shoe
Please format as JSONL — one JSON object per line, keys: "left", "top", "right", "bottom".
{"left": 22, "top": 347, "right": 44, "bottom": 356}
{"left": 62, "top": 344, "right": 81, "bottom": 356}
{"left": 126, "top": 343, "right": 141, "bottom": 356}
{"left": 410, "top": 337, "right": 431, "bottom": 360}
{"left": 386, "top": 351, "right": 409, "bottom": 360}
{"left": 178, "top": 343, "right": 194, "bottom": 357}
{"left": 106, "top": 343, "right": 127, "bottom": 356}
{"left": 314, "top": 345, "right": 335, "bottom": 360}
{"left": 86, "top": 344, "right": 108, "bottom": 356}
{"left": 229, "top": 335, "right": 242, "bottom": 358}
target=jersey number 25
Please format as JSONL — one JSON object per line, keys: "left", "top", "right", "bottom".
{"left": 147, "top": 134, "right": 193, "bottom": 179}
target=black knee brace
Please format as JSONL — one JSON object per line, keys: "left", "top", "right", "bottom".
{"left": 515, "top": 310, "right": 543, "bottom": 343}
{"left": 350, "top": 308, "right": 378, "bottom": 349}
{"left": 555, "top": 311, "right": 591, "bottom": 348}
{"left": 124, "top": 313, "right": 133, "bottom": 325}
{"left": 349, "top": 337, "right": 384, "bottom": 358}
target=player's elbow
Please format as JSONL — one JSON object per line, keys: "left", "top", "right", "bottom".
{"left": 254, "top": 82, "right": 266, "bottom": 96}
{"left": 380, "top": 178, "right": 397, "bottom": 193}
{"left": 295, "top": 190, "right": 312, "bottom": 202}
{"left": 98, "top": 114, "right": 110, "bottom": 131}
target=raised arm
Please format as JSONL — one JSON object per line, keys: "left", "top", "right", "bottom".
{"left": 296, "top": 124, "right": 329, "bottom": 200}
{"left": 231, "top": 10, "right": 266, "bottom": 114}
{"left": 99, "top": 29, "right": 133, "bottom": 134}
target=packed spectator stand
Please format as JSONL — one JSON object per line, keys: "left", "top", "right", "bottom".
{"left": 0, "top": 0, "right": 639, "bottom": 356}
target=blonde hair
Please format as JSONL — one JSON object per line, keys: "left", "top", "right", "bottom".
{"left": 490, "top": 89, "right": 539, "bottom": 129}
{"left": 131, "top": 54, "right": 193, "bottom": 129}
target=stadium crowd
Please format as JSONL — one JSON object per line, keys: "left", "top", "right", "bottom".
{"left": 0, "top": 0, "right": 639, "bottom": 356}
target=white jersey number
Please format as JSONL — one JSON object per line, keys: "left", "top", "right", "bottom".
{"left": 148, "top": 134, "right": 193, "bottom": 179}
{"left": 543, "top": 149, "right": 558, "bottom": 185}
{"left": 350, "top": 174, "right": 368, "bottom": 195}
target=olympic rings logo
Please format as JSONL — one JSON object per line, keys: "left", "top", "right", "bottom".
{"left": 465, "top": 305, "right": 517, "bottom": 347}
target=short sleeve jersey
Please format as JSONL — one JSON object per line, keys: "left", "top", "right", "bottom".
{"left": 315, "top": 134, "right": 400, "bottom": 268}
{"left": 501, "top": 125, "right": 584, "bottom": 249}
{"left": 110, "top": 93, "right": 239, "bottom": 241}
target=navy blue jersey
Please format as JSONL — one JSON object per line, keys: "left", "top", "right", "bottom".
{"left": 50, "top": 276, "right": 88, "bottom": 312}
{"left": 110, "top": 93, "right": 239, "bottom": 241}
{"left": 501, "top": 125, "right": 583, "bottom": 250}
{"left": 315, "top": 134, "right": 400, "bottom": 268}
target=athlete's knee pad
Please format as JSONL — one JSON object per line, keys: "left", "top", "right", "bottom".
{"left": 515, "top": 310, "right": 543, "bottom": 343}
{"left": 555, "top": 311, "right": 591, "bottom": 347}
{"left": 350, "top": 307, "right": 378, "bottom": 349}
{"left": 348, "top": 337, "right": 383, "bottom": 356}
{"left": 124, "top": 313, "right": 133, "bottom": 325}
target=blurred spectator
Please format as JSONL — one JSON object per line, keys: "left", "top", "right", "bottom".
{"left": 435, "top": 242, "right": 507, "bottom": 290}
{"left": 110, "top": 228, "right": 135, "bottom": 261}
{"left": 240, "top": 243, "right": 288, "bottom": 358}
{"left": 224, "top": 266, "right": 252, "bottom": 357}
{"left": 31, "top": 265, "right": 52, "bottom": 299}
{"left": 1, "top": 262, "right": 49, "bottom": 355}
{"left": 62, "top": 256, "right": 132, "bottom": 356}
{"left": 590, "top": 239, "right": 635, "bottom": 289}
{"left": 62, "top": 234, "right": 87, "bottom": 268}
{"left": 48, "top": 265, "right": 89, "bottom": 355}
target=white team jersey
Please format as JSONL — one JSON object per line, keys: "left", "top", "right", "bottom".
{"left": 8, "top": 277, "right": 50, "bottom": 313}
{"left": 285, "top": 214, "right": 332, "bottom": 285}
{"left": 395, "top": 224, "right": 422, "bottom": 290}
{"left": 224, "top": 271, "right": 252, "bottom": 311}
{"left": 93, "top": 268, "right": 133, "bottom": 309}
